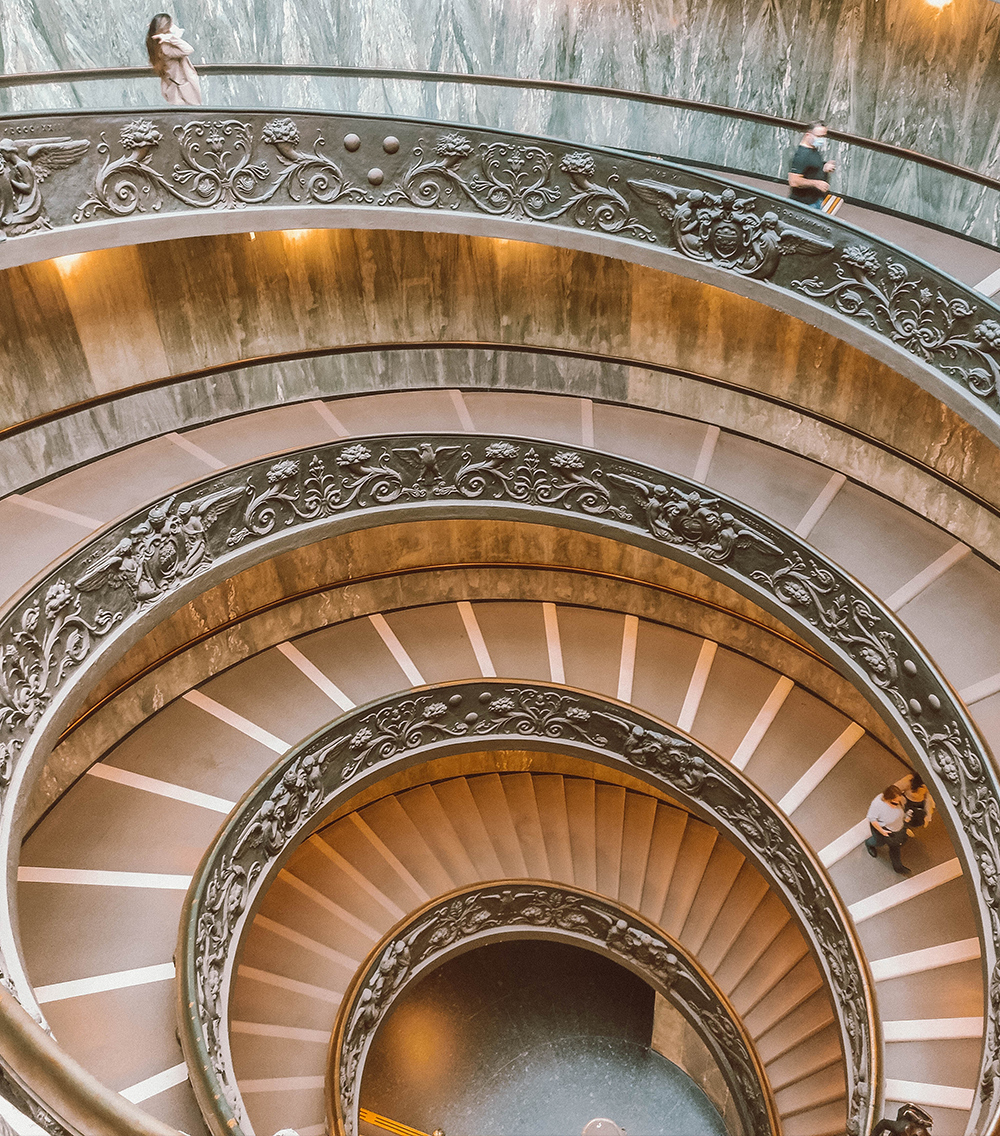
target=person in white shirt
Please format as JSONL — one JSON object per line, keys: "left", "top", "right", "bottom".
{"left": 865, "top": 785, "right": 910, "bottom": 875}
{"left": 146, "top": 13, "right": 202, "bottom": 106}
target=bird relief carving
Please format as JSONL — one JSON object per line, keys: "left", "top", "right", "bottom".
{"left": 0, "top": 136, "right": 90, "bottom": 237}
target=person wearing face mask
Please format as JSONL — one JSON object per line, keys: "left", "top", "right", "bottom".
{"left": 146, "top": 13, "right": 202, "bottom": 105}
{"left": 788, "top": 121, "right": 836, "bottom": 210}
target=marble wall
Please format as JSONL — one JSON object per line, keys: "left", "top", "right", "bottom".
{"left": 0, "top": 0, "right": 999, "bottom": 178}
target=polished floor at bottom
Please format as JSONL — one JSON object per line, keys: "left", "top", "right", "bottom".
{"left": 360, "top": 940, "right": 727, "bottom": 1136}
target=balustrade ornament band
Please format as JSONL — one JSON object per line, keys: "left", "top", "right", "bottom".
{"left": 0, "top": 111, "right": 998, "bottom": 431}
{"left": 0, "top": 433, "right": 996, "bottom": 1126}
{"left": 332, "top": 883, "right": 776, "bottom": 1136}
{"left": 177, "top": 682, "right": 863, "bottom": 1136}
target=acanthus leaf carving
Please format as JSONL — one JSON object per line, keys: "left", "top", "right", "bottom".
{"left": 74, "top": 117, "right": 371, "bottom": 220}
{"left": 381, "top": 135, "right": 654, "bottom": 241}
{"left": 793, "top": 247, "right": 1000, "bottom": 400}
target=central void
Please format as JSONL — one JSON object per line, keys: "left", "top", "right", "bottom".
{"left": 358, "top": 939, "right": 729, "bottom": 1136}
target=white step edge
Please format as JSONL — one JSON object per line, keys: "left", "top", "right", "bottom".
{"left": 238, "top": 1075, "right": 326, "bottom": 1094}
{"left": 819, "top": 820, "right": 869, "bottom": 867}
{"left": 779, "top": 722, "right": 865, "bottom": 815}
{"left": 36, "top": 961, "right": 175, "bottom": 1004}
{"left": 236, "top": 965, "right": 342, "bottom": 1004}
{"left": 231, "top": 1021, "right": 330, "bottom": 1044}
{"left": 883, "top": 1079, "right": 975, "bottom": 1111}
{"left": 869, "top": 938, "right": 981, "bottom": 981}
{"left": 731, "top": 676, "right": 794, "bottom": 770}
{"left": 277, "top": 641, "right": 355, "bottom": 710}
{"left": 119, "top": 1063, "right": 188, "bottom": 1103}
{"left": 883, "top": 1017, "right": 984, "bottom": 1041}
{"left": 183, "top": 690, "right": 288, "bottom": 752}
{"left": 17, "top": 867, "right": 191, "bottom": 889}
{"left": 368, "top": 613, "right": 424, "bottom": 685}
{"left": 848, "top": 859, "right": 962, "bottom": 923}
{"left": 87, "top": 763, "right": 235, "bottom": 814}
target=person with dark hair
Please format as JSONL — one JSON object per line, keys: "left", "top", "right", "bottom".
{"left": 865, "top": 784, "right": 911, "bottom": 875}
{"left": 146, "top": 13, "right": 202, "bottom": 105}
{"left": 903, "top": 771, "right": 935, "bottom": 834}
{"left": 873, "top": 1103, "right": 934, "bottom": 1135}
{"left": 788, "top": 121, "right": 836, "bottom": 210}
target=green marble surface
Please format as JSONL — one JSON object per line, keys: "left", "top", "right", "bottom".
{"left": 0, "top": 0, "right": 998, "bottom": 240}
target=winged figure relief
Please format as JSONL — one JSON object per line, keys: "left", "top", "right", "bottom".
{"left": 628, "top": 178, "right": 713, "bottom": 260}
{"left": 75, "top": 485, "right": 245, "bottom": 605}
{"left": 628, "top": 177, "right": 833, "bottom": 280}
{"left": 746, "top": 211, "right": 834, "bottom": 279}
{"left": 0, "top": 136, "right": 90, "bottom": 236}
{"left": 610, "top": 472, "right": 781, "bottom": 564}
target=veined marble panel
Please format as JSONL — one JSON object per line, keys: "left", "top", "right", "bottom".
{"left": 0, "top": 0, "right": 999, "bottom": 243}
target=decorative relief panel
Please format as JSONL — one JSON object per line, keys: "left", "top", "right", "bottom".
{"left": 334, "top": 883, "right": 776, "bottom": 1136}
{"left": 0, "top": 434, "right": 995, "bottom": 1125}
{"left": 0, "top": 111, "right": 996, "bottom": 424}
{"left": 179, "top": 683, "right": 866, "bottom": 1136}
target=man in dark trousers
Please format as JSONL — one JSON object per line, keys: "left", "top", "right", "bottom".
{"left": 788, "top": 121, "right": 836, "bottom": 210}
{"left": 873, "top": 1103, "right": 934, "bottom": 1135}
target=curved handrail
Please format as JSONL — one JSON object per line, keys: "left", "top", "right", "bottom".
{"left": 1, "top": 65, "right": 998, "bottom": 246}
{"left": 1, "top": 63, "right": 996, "bottom": 194}
{"left": 329, "top": 882, "right": 778, "bottom": 1136}
{"left": 0, "top": 110, "right": 997, "bottom": 445}
{"left": 1, "top": 433, "right": 996, "bottom": 1130}
{"left": 177, "top": 682, "right": 865, "bottom": 1136}
{"left": 0, "top": 988, "right": 181, "bottom": 1136}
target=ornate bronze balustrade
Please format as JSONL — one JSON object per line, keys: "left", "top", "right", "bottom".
{"left": 0, "top": 433, "right": 996, "bottom": 1131}
{"left": 331, "top": 882, "right": 777, "bottom": 1136}
{"left": 177, "top": 683, "right": 858, "bottom": 1136}
{"left": 0, "top": 111, "right": 998, "bottom": 441}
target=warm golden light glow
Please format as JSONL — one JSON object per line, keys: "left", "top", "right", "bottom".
{"left": 925, "top": 0, "right": 952, "bottom": 8}
{"left": 52, "top": 253, "right": 85, "bottom": 277}
{"left": 281, "top": 228, "right": 312, "bottom": 241}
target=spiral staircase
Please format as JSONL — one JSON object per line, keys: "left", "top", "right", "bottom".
{"left": 9, "top": 379, "right": 997, "bottom": 1133}
{"left": 1, "top": 13, "right": 1000, "bottom": 1135}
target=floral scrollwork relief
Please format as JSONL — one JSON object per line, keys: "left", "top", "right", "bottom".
{"left": 0, "top": 581, "right": 120, "bottom": 741}
{"left": 181, "top": 682, "right": 872, "bottom": 1136}
{"left": 381, "top": 134, "right": 654, "bottom": 240}
{"left": 0, "top": 107, "right": 989, "bottom": 426}
{"left": 336, "top": 884, "right": 774, "bottom": 1136}
{"left": 3, "top": 432, "right": 996, "bottom": 1123}
{"left": 793, "top": 246, "right": 1000, "bottom": 401}
{"left": 74, "top": 116, "right": 371, "bottom": 219}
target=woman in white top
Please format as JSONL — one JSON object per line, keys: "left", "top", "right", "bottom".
{"left": 865, "top": 785, "right": 910, "bottom": 875}
{"left": 146, "top": 13, "right": 202, "bottom": 106}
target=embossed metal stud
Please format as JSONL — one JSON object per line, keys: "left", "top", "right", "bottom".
{"left": 928, "top": 694, "right": 941, "bottom": 712}
{"left": 909, "top": 699, "right": 922, "bottom": 715}
{"left": 343, "top": 133, "right": 361, "bottom": 152}
{"left": 382, "top": 136, "right": 400, "bottom": 154}
{"left": 903, "top": 660, "right": 918, "bottom": 675}
{"left": 367, "top": 168, "right": 384, "bottom": 185}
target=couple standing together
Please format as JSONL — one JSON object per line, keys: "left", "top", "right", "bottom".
{"left": 866, "top": 774, "right": 934, "bottom": 876}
